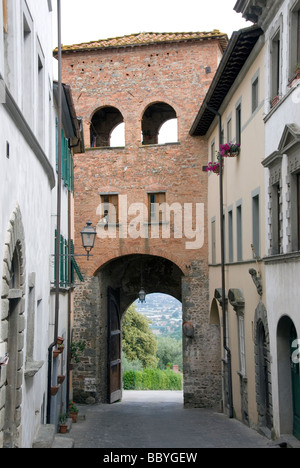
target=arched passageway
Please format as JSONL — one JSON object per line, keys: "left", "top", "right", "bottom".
{"left": 72, "top": 254, "right": 222, "bottom": 409}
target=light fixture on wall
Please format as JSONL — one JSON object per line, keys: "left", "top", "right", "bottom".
{"left": 138, "top": 261, "right": 146, "bottom": 303}
{"left": 80, "top": 221, "right": 97, "bottom": 260}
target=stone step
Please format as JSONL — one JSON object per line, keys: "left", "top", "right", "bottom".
{"left": 52, "top": 434, "right": 74, "bottom": 448}
{"left": 32, "top": 424, "right": 56, "bottom": 448}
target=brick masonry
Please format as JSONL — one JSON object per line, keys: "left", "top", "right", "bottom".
{"left": 61, "top": 36, "right": 225, "bottom": 408}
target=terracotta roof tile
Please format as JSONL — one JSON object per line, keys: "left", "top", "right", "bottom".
{"left": 57, "top": 31, "right": 228, "bottom": 54}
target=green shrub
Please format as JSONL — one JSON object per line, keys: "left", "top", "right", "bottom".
{"left": 123, "top": 369, "right": 182, "bottom": 390}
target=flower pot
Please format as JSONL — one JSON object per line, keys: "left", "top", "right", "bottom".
{"left": 59, "top": 424, "right": 68, "bottom": 434}
{"left": 69, "top": 412, "right": 78, "bottom": 423}
{"left": 57, "top": 337, "right": 64, "bottom": 345}
{"left": 271, "top": 95, "right": 279, "bottom": 107}
{"left": 51, "top": 386, "right": 59, "bottom": 396}
{"left": 57, "top": 375, "right": 65, "bottom": 385}
{"left": 53, "top": 350, "right": 60, "bottom": 358}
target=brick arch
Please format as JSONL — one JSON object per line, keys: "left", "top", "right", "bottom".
{"left": 91, "top": 247, "right": 188, "bottom": 278}
{"left": 0, "top": 204, "right": 26, "bottom": 448}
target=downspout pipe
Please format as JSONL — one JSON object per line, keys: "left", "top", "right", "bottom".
{"left": 206, "top": 104, "right": 234, "bottom": 419}
{"left": 47, "top": 0, "right": 62, "bottom": 424}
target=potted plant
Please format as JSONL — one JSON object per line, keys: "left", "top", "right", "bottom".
{"left": 57, "top": 375, "right": 65, "bottom": 385}
{"left": 271, "top": 95, "right": 280, "bottom": 108}
{"left": 289, "top": 63, "right": 300, "bottom": 87}
{"left": 57, "top": 336, "right": 64, "bottom": 346}
{"left": 58, "top": 344, "right": 64, "bottom": 354}
{"left": 51, "top": 385, "right": 59, "bottom": 396}
{"left": 205, "top": 160, "right": 223, "bottom": 175}
{"left": 69, "top": 401, "right": 79, "bottom": 423}
{"left": 220, "top": 142, "right": 240, "bottom": 157}
{"left": 58, "top": 413, "right": 68, "bottom": 434}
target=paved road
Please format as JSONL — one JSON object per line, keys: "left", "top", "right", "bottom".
{"left": 68, "top": 391, "right": 275, "bottom": 449}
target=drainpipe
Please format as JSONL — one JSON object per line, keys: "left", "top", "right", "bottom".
{"left": 66, "top": 189, "right": 72, "bottom": 416}
{"left": 206, "top": 105, "right": 233, "bottom": 419}
{"left": 47, "top": 0, "right": 62, "bottom": 424}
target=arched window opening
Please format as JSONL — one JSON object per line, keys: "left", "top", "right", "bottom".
{"left": 90, "top": 106, "right": 124, "bottom": 148}
{"left": 141, "top": 102, "right": 177, "bottom": 145}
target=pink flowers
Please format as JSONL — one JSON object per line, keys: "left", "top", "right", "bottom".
{"left": 220, "top": 142, "right": 241, "bottom": 157}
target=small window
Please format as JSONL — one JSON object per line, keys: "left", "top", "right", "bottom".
{"left": 227, "top": 118, "right": 232, "bottom": 143}
{"left": 236, "top": 203, "right": 242, "bottom": 261}
{"left": 252, "top": 192, "right": 260, "bottom": 257}
{"left": 100, "top": 194, "right": 119, "bottom": 224}
{"left": 211, "top": 140, "right": 215, "bottom": 163}
{"left": 228, "top": 209, "right": 233, "bottom": 263}
{"left": 142, "top": 102, "right": 177, "bottom": 145}
{"left": 271, "top": 31, "right": 281, "bottom": 103}
{"left": 271, "top": 183, "right": 281, "bottom": 254}
{"left": 236, "top": 103, "right": 242, "bottom": 145}
{"left": 252, "top": 77, "right": 259, "bottom": 113}
{"left": 148, "top": 192, "right": 166, "bottom": 223}
{"left": 211, "top": 219, "right": 216, "bottom": 264}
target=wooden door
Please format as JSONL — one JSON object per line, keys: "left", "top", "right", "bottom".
{"left": 107, "top": 287, "right": 122, "bottom": 404}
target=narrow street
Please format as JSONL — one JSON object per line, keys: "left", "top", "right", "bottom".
{"left": 67, "top": 391, "right": 274, "bottom": 449}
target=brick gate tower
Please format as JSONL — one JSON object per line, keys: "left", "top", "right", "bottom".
{"left": 59, "top": 31, "right": 228, "bottom": 408}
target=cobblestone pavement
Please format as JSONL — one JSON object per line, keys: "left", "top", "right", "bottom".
{"left": 68, "top": 391, "right": 276, "bottom": 449}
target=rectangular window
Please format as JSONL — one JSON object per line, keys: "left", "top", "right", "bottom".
{"left": 37, "top": 52, "right": 45, "bottom": 144}
{"left": 236, "top": 104, "right": 242, "bottom": 145}
{"left": 228, "top": 209, "right": 233, "bottom": 263}
{"left": 236, "top": 203, "right": 242, "bottom": 261}
{"left": 211, "top": 219, "right": 216, "bottom": 264}
{"left": 252, "top": 192, "right": 260, "bottom": 257}
{"left": 100, "top": 194, "right": 119, "bottom": 224}
{"left": 227, "top": 118, "right": 232, "bottom": 143}
{"left": 211, "top": 140, "right": 215, "bottom": 163}
{"left": 252, "top": 77, "right": 259, "bottom": 113}
{"left": 271, "top": 31, "right": 281, "bottom": 102}
{"left": 23, "top": 12, "right": 33, "bottom": 124}
{"left": 148, "top": 192, "right": 166, "bottom": 223}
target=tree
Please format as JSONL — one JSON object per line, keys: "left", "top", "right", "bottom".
{"left": 156, "top": 336, "right": 182, "bottom": 371}
{"left": 122, "top": 304, "right": 158, "bottom": 368}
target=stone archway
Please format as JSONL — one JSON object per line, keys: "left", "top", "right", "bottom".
{"left": 72, "top": 254, "right": 222, "bottom": 409}
{"left": 254, "top": 302, "right": 273, "bottom": 434}
{"left": 0, "top": 204, "right": 26, "bottom": 448}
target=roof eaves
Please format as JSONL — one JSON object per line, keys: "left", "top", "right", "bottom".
{"left": 189, "top": 25, "right": 263, "bottom": 137}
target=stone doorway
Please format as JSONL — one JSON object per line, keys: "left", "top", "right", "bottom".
{"left": 72, "top": 254, "right": 222, "bottom": 409}
{"left": 0, "top": 205, "right": 26, "bottom": 448}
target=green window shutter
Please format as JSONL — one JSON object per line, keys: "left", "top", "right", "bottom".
{"left": 55, "top": 118, "right": 58, "bottom": 172}
{"left": 60, "top": 234, "right": 64, "bottom": 287}
{"left": 70, "top": 240, "right": 84, "bottom": 282}
{"left": 64, "top": 238, "right": 68, "bottom": 287}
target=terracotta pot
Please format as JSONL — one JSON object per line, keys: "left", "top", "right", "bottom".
{"left": 53, "top": 350, "right": 60, "bottom": 358}
{"left": 57, "top": 375, "right": 65, "bottom": 384}
{"left": 59, "top": 424, "right": 68, "bottom": 434}
{"left": 57, "top": 337, "right": 64, "bottom": 345}
{"left": 51, "top": 386, "right": 59, "bottom": 396}
{"left": 69, "top": 412, "right": 78, "bottom": 423}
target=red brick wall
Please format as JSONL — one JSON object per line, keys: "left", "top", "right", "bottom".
{"left": 61, "top": 39, "right": 222, "bottom": 275}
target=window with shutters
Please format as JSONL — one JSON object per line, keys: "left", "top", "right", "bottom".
{"left": 100, "top": 194, "right": 119, "bottom": 225}
{"left": 148, "top": 192, "right": 166, "bottom": 224}
{"left": 55, "top": 120, "right": 74, "bottom": 192}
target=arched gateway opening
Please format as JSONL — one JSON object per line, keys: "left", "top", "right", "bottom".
{"left": 72, "top": 254, "right": 222, "bottom": 409}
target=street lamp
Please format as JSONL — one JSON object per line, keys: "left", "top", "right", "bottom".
{"left": 138, "top": 288, "right": 146, "bottom": 303}
{"left": 80, "top": 221, "right": 97, "bottom": 260}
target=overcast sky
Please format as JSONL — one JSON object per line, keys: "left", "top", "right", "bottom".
{"left": 52, "top": 0, "right": 250, "bottom": 47}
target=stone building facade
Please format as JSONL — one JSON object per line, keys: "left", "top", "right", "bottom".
{"left": 59, "top": 31, "right": 228, "bottom": 408}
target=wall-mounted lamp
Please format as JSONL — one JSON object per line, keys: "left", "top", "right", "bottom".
{"left": 138, "top": 288, "right": 146, "bottom": 304}
{"left": 80, "top": 221, "right": 97, "bottom": 260}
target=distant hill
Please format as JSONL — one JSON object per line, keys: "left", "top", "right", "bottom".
{"left": 135, "top": 293, "right": 182, "bottom": 339}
